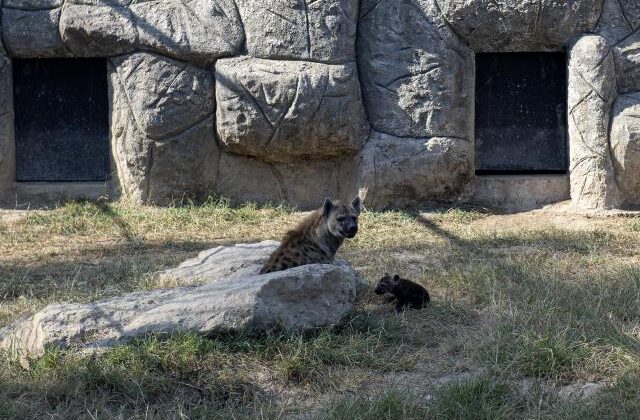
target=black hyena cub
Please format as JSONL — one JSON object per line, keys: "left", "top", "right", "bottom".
{"left": 374, "top": 274, "right": 430, "bottom": 312}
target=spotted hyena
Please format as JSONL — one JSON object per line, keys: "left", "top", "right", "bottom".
{"left": 259, "top": 196, "right": 361, "bottom": 274}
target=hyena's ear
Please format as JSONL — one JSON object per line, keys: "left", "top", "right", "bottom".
{"left": 393, "top": 275, "right": 400, "bottom": 283}
{"left": 351, "top": 196, "right": 361, "bottom": 214}
{"left": 323, "top": 197, "right": 334, "bottom": 218}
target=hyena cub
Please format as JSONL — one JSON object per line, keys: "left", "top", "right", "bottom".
{"left": 260, "top": 196, "right": 361, "bottom": 274}
{"left": 374, "top": 274, "right": 430, "bottom": 312}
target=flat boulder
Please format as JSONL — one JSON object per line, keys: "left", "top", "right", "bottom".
{"left": 0, "top": 241, "right": 365, "bottom": 359}
{"left": 215, "top": 57, "right": 369, "bottom": 163}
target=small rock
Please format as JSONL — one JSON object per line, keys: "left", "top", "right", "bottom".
{"left": 558, "top": 382, "right": 606, "bottom": 400}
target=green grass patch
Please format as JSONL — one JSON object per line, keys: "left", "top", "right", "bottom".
{"left": 0, "top": 313, "right": 413, "bottom": 418}
{"left": 318, "top": 388, "right": 428, "bottom": 420}
{"left": 2, "top": 201, "right": 640, "bottom": 417}
{"left": 430, "top": 376, "right": 518, "bottom": 420}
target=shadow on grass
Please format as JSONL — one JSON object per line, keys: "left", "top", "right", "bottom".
{"left": 0, "top": 240, "right": 227, "bottom": 302}
{"left": 0, "top": 312, "right": 416, "bottom": 418}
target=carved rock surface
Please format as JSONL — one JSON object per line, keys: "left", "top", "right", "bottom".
{"left": 59, "top": 0, "right": 244, "bottom": 63}
{"left": 439, "top": 0, "right": 603, "bottom": 52}
{"left": 236, "top": 0, "right": 358, "bottom": 64}
{"left": 2, "top": 7, "right": 70, "bottom": 57}
{"left": 616, "top": 0, "right": 640, "bottom": 31}
{"left": 0, "top": 242, "right": 364, "bottom": 358}
{"left": 214, "top": 152, "right": 358, "bottom": 209}
{"left": 358, "top": 131, "right": 473, "bottom": 209}
{"left": 154, "top": 241, "right": 280, "bottom": 286}
{"left": 110, "top": 52, "right": 218, "bottom": 204}
{"left": 216, "top": 57, "right": 369, "bottom": 163}
{"left": 614, "top": 31, "right": 640, "bottom": 94}
{"left": 611, "top": 93, "right": 640, "bottom": 206}
{"left": 0, "top": 50, "right": 13, "bottom": 197}
{"left": 597, "top": 0, "right": 635, "bottom": 43}
{"left": 357, "top": 0, "right": 474, "bottom": 139}
{"left": 568, "top": 35, "right": 620, "bottom": 209}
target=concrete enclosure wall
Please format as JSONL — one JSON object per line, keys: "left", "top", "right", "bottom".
{"left": 0, "top": 0, "right": 637, "bottom": 210}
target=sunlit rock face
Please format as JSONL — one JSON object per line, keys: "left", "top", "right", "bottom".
{"left": 3, "top": 0, "right": 640, "bottom": 210}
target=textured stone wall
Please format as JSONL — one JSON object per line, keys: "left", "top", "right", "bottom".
{"left": 1, "top": 0, "right": 640, "bottom": 210}
{"left": 568, "top": 0, "right": 640, "bottom": 209}
{"left": 356, "top": 0, "right": 474, "bottom": 208}
{"left": 0, "top": 16, "right": 14, "bottom": 199}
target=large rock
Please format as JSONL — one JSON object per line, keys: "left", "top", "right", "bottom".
{"left": 215, "top": 57, "right": 369, "bottom": 163}
{"left": 59, "top": 2, "right": 138, "bottom": 57}
{"left": 235, "top": 0, "right": 358, "bottom": 64}
{"left": 357, "top": 131, "right": 473, "bottom": 209}
{"left": 610, "top": 93, "right": 640, "bottom": 206}
{"left": 59, "top": 0, "right": 244, "bottom": 63}
{"left": 357, "top": 0, "right": 474, "bottom": 139}
{"left": 438, "top": 0, "right": 603, "bottom": 52}
{"left": 154, "top": 241, "right": 280, "bottom": 286}
{"left": 0, "top": 242, "right": 364, "bottom": 358}
{"left": 568, "top": 35, "right": 621, "bottom": 209}
{"left": 109, "top": 52, "right": 218, "bottom": 204}
{"left": 214, "top": 152, "right": 358, "bottom": 209}
{"left": 2, "top": 6, "right": 70, "bottom": 57}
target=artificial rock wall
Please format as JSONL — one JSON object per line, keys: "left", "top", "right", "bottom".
{"left": 0, "top": 0, "right": 638, "bottom": 210}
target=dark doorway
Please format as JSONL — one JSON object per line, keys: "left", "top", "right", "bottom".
{"left": 14, "top": 58, "right": 110, "bottom": 182}
{"left": 475, "top": 52, "right": 567, "bottom": 175}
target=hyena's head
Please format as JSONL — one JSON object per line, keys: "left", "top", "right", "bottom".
{"left": 374, "top": 274, "right": 400, "bottom": 295}
{"left": 323, "top": 196, "right": 361, "bottom": 239}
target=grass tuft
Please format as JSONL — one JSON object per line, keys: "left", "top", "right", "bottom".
{"left": 318, "top": 388, "right": 428, "bottom": 420}
{"left": 431, "top": 377, "right": 517, "bottom": 420}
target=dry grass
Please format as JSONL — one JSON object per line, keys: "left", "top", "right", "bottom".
{"left": 1, "top": 199, "right": 640, "bottom": 419}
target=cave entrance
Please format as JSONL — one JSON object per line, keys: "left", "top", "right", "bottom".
{"left": 475, "top": 52, "right": 568, "bottom": 175}
{"left": 13, "top": 58, "right": 110, "bottom": 182}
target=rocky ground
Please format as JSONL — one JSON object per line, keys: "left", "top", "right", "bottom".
{"left": 0, "top": 200, "right": 639, "bottom": 419}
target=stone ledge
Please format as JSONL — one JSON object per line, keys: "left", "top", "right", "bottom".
{"left": 2, "top": 181, "right": 113, "bottom": 208}
{"left": 467, "top": 175, "right": 570, "bottom": 212}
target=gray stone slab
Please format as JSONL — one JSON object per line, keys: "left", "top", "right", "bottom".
{"left": 439, "top": 0, "right": 603, "bottom": 52}
{"left": 614, "top": 32, "right": 640, "bottom": 94}
{"left": 596, "top": 0, "right": 634, "bottom": 43}
{"left": 357, "top": 131, "right": 473, "bottom": 209}
{"left": 59, "top": 0, "right": 244, "bottom": 63}
{"left": 568, "top": 35, "right": 621, "bottom": 209}
{"left": 2, "top": 8, "right": 70, "bottom": 57}
{"left": 235, "top": 0, "right": 358, "bottom": 64}
{"left": 214, "top": 152, "right": 358, "bottom": 210}
{"left": 215, "top": 57, "right": 369, "bottom": 163}
{"left": 357, "top": 0, "right": 474, "bottom": 139}
{"left": 611, "top": 92, "right": 640, "bottom": 206}
{"left": 109, "top": 52, "right": 218, "bottom": 204}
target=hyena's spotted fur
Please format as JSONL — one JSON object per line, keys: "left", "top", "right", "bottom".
{"left": 260, "top": 197, "right": 361, "bottom": 274}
